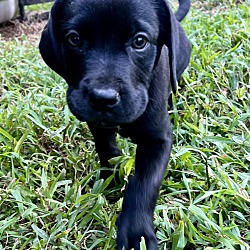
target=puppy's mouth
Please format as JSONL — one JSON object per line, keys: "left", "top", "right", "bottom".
{"left": 92, "top": 121, "right": 120, "bottom": 129}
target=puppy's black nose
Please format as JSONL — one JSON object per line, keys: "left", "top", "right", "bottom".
{"left": 89, "top": 88, "right": 120, "bottom": 109}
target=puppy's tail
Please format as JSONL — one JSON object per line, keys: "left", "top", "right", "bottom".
{"left": 175, "top": 0, "right": 190, "bottom": 22}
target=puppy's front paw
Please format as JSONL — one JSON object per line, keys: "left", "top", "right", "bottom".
{"left": 116, "top": 212, "right": 157, "bottom": 250}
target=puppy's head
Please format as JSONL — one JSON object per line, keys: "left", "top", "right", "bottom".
{"left": 39, "top": 0, "right": 190, "bottom": 127}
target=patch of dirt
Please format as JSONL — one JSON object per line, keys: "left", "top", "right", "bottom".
{"left": 0, "top": 11, "right": 49, "bottom": 42}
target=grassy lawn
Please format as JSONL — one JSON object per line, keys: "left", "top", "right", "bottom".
{"left": 0, "top": 0, "right": 249, "bottom": 249}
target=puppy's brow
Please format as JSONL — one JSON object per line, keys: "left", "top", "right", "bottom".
{"left": 133, "top": 19, "right": 158, "bottom": 37}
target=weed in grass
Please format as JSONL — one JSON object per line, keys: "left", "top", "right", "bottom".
{"left": 0, "top": 1, "right": 250, "bottom": 249}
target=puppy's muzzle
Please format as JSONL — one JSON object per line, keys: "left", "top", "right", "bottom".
{"left": 89, "top": 88, "right": 120, "bottom": 111}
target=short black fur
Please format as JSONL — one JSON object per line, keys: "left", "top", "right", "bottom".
{"left": 39, "top": 0, "right": 191, "bottom": 249}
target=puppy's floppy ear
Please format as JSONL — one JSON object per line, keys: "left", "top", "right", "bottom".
{"left": 39, "top": 1, "right": 65, "bottom": 78}
{"left": 161, "top": 0, "right": 191, "bottom": 93}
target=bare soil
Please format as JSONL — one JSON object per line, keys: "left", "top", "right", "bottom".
{"left": 0, "top": 12, "right": 48, "bottom": 42}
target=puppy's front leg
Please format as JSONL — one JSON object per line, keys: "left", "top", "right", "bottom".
{"left": 117, "top": 119, "right": 172, "bottom": 250}
{"left": 88, "top": 124, "right": 121, "bottom": 167}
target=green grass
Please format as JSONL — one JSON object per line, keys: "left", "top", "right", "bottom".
{"left": 0, "top": 1, "right": 250, "bottom": 249}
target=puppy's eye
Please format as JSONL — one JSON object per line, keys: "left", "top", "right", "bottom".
{"left": 66, "top": 32, "right": 81, "bottom": 46}
{"left": 132, "top": 35, "right": 148, "bottom": 50}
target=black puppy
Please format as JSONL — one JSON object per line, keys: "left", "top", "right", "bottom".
{"left": 39, "top": 0, "right": 191, "bottom": 249}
